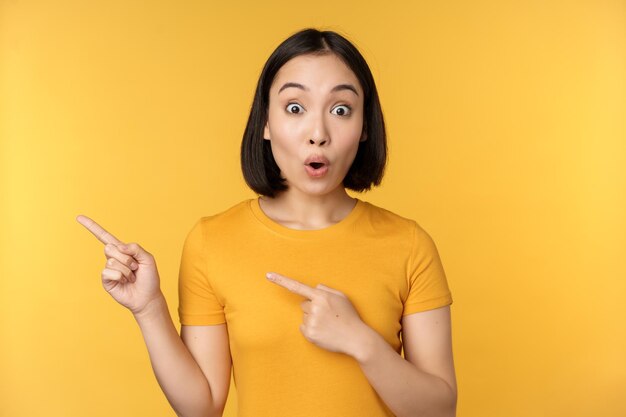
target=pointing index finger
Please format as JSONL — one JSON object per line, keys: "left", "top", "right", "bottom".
{"left": 76, "top": 215, "right": 122, "bottom": 245}
{"left": 267, "top": 272, "right": 318, "bottom": 300}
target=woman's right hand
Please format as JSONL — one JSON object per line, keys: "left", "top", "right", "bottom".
{"left": 76, "top": 215, "right": 163, "bottom": 316}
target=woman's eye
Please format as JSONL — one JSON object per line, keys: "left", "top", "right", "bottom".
{"left": 331, "top": 105, "right": 352, "bottom": 116}
{"left": 286, "top": 103, "right": 304, "bottom": 114}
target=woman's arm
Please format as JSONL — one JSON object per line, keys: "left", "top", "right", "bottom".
{"left": 265, "top": 272, "right": 456, "bottom": 416}
{"left": 133, "top": 294, "right": 229, "bottom": 417}
{"left": 352, "top": 305, "right": 457, "bottom": 417}
{"left": 76, "top": 216, "right": 228, "bottom": 417}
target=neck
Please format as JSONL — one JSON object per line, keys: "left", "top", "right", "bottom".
{"left": 258, "top": 188, "right": 357, "bottom": 230}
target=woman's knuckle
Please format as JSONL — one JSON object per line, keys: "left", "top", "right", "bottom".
{"left": 102, "top": 268, "right": 119, "bottom": 281}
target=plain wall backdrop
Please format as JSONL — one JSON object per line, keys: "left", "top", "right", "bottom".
{"left": 1, "top": 0, "right": 625, "bottom": 416}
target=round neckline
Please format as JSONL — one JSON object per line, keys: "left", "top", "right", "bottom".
{"left": 249, "top": 197, "right": 366, "bottom": 239}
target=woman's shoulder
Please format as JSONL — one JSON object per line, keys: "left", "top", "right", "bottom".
{"left": 195, "top": 198, "right": 254, "bottom": 227}
{"left": 360, "top": 200, "right": 437, "bottom": 247}
{"left": 360, "top": 199, "right": 418, "bottom": 228}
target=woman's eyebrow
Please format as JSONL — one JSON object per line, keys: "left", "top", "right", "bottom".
{"left": 278, "top": 82, "right": 359, "bottom": 97}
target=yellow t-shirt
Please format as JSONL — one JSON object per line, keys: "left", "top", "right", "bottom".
{"left": 178, "top": 197, "right": 453, "bottom": 417}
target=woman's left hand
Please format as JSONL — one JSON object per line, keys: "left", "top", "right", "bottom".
{"left": 266, "top": 271, "right": 370, "bottom": 357}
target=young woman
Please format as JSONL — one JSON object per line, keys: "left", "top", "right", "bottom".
{"left": 77, "top": 28, "right": 457, "bottom": 417}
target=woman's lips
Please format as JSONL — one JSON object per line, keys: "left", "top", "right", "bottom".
{"left": 304, "top": 155, "right": 330, "bottom": 166}
{"left": 305, "top": 164, "right": 329, "bottom": 178}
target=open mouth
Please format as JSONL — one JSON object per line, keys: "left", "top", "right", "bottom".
{"left": 309, "top": 162, "right": 325, "bottom": 169}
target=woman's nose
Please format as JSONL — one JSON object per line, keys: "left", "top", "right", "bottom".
{"left": 308, "top": 113, "right": 330, "bottom": 146}
{"left": 309, "top": 137, "right": 328, "bottom": 146}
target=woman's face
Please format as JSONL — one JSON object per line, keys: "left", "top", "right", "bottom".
{"left": 264, "top": 53, "right": 366, "bottom": 197}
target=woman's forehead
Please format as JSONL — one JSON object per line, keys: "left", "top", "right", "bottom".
{"left": 271, "top": 54, "right": 362, "bottom": 95}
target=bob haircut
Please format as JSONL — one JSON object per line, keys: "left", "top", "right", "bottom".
{"left": 240, "top": 28, "right": 388, "bottom": 198}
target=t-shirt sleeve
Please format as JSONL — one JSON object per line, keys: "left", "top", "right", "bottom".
{"left": 177, "top": 218, "right": 226, "bottom": 325}
{"left": 402, "top": 221, "right": 453, "bottom": 316}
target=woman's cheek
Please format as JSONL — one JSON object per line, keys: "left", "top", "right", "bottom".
{"left": 270, "top": 139, "right": 296, "bottom": 176}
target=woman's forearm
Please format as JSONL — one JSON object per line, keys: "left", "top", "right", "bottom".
{"left": 352, "top": 325, "right": 456, "bottom": 417}
{"left": 132, "top": 294, "right": 217, "bottom": 417}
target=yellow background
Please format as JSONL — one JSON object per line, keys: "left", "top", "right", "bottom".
{"left": 1, "top": 1, "right": 624, "bottom": 416}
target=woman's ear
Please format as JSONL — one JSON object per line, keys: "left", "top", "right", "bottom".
{"left": 360, "top": 124, "right": 367, "bottom": 142}
{"left": 264, "top": 121, "right": 271, "bottom": 140}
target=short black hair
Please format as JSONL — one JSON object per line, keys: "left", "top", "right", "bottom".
{"left": 240, "top": 28, "right": 387, "bottom": 198}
